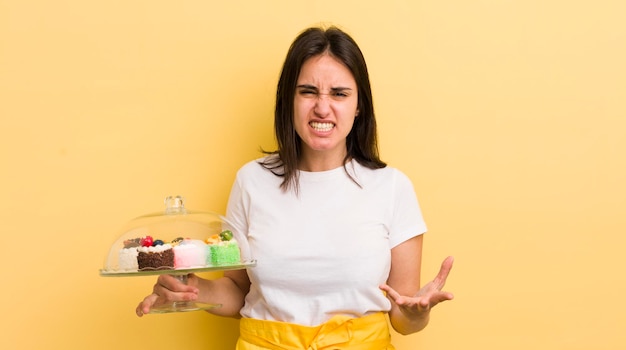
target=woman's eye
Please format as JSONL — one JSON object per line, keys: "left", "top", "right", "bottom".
{"left": 297, "top": 88, "right": 351, "bottom": 99}
{"left": 330, "top": 91, "right": 350, "bottom": 100}
{"left": 299, "top": 89, "right": 317, "bottom": 96}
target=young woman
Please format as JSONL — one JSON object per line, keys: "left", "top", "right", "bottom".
{"left": 137, "top": 26, "right": 454, "bottom": 349}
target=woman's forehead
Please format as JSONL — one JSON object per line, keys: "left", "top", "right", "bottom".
{"left": 297, "top": 54, "right": 356, "bottom": 87}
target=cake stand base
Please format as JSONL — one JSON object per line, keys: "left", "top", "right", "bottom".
{"left": 149, "top": 301, "right": 222, "bottom": 314}
{"left": 147, "top": 274, "right": 222, "bottom": 314}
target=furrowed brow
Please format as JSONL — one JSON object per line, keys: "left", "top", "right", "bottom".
{"left": 330, "top": 87, "right": 353, "bottom": 93}
{"left": 296, "top": 84, "right": 318, "bottom": 90}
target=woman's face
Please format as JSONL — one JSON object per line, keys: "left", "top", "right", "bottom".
{"left": 293, "top": 54, "right": 359, "bottom": 162}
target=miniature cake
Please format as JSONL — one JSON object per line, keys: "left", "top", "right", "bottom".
{"left": 206, "top": 230, "right": 241, "bottom": 266}
{"left": 118, "top": 247, "right": 139, "bottom": 271}
{"left": 118, "top": 238, "right": 141, "bottom": 271}
{"left": 173, "top": 239, "right": 208, "bottom": 268}
{"left": 136, "top": 236, "right": 174, "bottom": 270}
{"left": 116, "top": 231, "right": 241, "bottom": 271}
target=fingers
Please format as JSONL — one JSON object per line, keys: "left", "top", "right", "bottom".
{"left": 135, "top": 274, "right": 199, "bottom": 317}
{"left": 419, "top": 290, "right": 454, "bottom": 310}
{"left": 379, "top": 284, "right": 405, "bottom": 305}
{"left": 436, "top": 291, "right": 455, "bottom": 303}
{"left": 382, "top": 283, "right": 432, "bottom": 316}
{"left": 136, "top": 293, "right": 158, "bottom": 317}
{"left": 433, "top": 256, "right": 454, "bottom": 289}
{"left": 153, "top": 275, "right": 199, "bottom": 301}
{"left": 382, "top": 285, "right": 453, "bottom": 311}
{"left": 157, "top": 274, "right": 199, "bottom": 294}
{"left": 428, "top": 257, "right": 455, "bottom": 307}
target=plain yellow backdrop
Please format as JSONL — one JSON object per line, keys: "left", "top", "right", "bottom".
{"left": 1, "top": 1, "right": 625, "bottom": 349}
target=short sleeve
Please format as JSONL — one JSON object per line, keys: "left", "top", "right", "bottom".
{"left": 388, "top": 170, "right": 427, "bottom": 248}
{"left": 225, "top": 169, "right": 252, "bottom": 260}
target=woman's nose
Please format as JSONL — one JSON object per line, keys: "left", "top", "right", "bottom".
{"left": 313, "top": 95, "right": 331, "bottom": 117}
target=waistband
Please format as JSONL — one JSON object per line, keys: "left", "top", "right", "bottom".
{"left": 237, "top": 312, "right": 395, "bottom": 350}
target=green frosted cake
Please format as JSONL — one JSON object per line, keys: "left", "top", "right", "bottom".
{"left": 206, "top": 230, "right": 241, "bottom": 266}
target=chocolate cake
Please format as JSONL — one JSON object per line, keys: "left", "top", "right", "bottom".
{"left": 137, "top": 244, "right": 175, "bottom": 270}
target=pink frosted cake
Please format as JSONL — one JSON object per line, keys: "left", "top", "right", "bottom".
{"left": 173, "top": 239, "right": 208, "bottom": 268}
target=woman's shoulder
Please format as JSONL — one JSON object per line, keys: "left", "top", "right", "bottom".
{"left": 353, "top": 160, "right": 404, "bottom": 177}
{"left": 353, "top": 161, "right": 413, "bottom": 188}
{"left": 236, "top": 155, "right": 281, "bottom": 179}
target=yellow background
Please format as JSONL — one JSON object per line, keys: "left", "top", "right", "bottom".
{"left": 1, "top": 1, "right": 624, "bottom": 349}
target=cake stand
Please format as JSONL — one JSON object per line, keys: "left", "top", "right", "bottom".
{"left": 99, "top": 195, "right": 255, "bottom": 314}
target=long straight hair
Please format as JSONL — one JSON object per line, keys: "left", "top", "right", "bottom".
{"left": 261, "top": 26, "right": 386, "bottom": 192}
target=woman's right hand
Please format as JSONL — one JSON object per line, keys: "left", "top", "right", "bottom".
{"left": 135, "top": 274, "right": 200, "bottom": 317}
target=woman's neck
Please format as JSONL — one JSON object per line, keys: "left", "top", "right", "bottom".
{"left": 298, "top": 148, "right": 348, "bottom": 172}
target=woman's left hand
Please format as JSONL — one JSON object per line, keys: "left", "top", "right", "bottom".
{"left": 380, "top": 256, "right": 454, "bottom": 319}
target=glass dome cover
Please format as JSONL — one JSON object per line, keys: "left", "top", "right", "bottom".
{"left": 100, "top": 195, "right": 253, "bottom": 276}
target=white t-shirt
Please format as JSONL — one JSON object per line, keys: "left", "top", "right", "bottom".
{"left": 226, "top": 157, "right": 427, "bottom": 326}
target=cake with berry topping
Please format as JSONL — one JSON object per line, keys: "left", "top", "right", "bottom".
{"left": 136, "top": 236, "right": 175, "bottom": 270}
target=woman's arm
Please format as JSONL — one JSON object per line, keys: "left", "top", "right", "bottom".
{"left": 136, "top": 269, "right": 250, "bottom": 318}
{"left": 381, "top": 235, "right": 454, "bottom": 334}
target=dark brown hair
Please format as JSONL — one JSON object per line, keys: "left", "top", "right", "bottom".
{"left": 261, "top": 26, "right": 386, "bottom": 192}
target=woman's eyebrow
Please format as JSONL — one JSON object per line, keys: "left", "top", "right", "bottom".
{"left": 296, "top": 84, "right": 353, "bottom": 92}
{"left": 330, "top": 87, "right": 353, "bottom": 92}
{"left": 296, "top": 84, "right": 318, "bottom": 90}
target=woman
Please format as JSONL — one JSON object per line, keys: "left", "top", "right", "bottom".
{"left": 137, "top": 26, "right": 454, "bottom": 349}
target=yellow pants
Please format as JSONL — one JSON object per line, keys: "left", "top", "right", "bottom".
{"left": 236, "top": 312, "right": 395, "bottom": 350}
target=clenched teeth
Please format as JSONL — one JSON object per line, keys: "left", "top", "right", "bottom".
{"left": 310, "top": 121, "right": 334, "bottom": 131}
